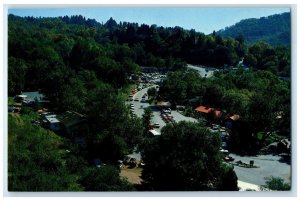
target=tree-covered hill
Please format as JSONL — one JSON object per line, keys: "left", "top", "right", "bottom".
{"left": 216, "top": 12, "right": 291, "bottom": 46}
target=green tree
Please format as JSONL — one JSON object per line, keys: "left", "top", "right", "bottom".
{"left": 79, "top": 166, "right": 134, "bottom": 191}
{"left": 141, "top": 121, "right": 238, "bottom": 191}
{"left": 147, "top": 87, "right": 157, "bottom": 99}
{"left": 142, "top": 108, "right": 153, "bottom": 132}
{"left": 59, "top": 77, "right": 88, "bottom": 113}
{"left": 261, "top": 176, "right": 291, "bottom": 191}
{"left": 222, "top": 89, "right": 250, "bottom": 114}
{"left": 8, "top": 114, "right": 82, "bottom": 191}
{"left": 8, "top": 57, "right": 27, "bottom": 95}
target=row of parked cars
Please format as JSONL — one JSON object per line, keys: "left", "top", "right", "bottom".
{"left": 129, "top": 103, "right": 137, "bottom": 118}
{"left": 209, "top": 124, "right": 235, "bottom": 162}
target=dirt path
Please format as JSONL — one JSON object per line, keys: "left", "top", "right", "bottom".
{"left": 120, "top": 167, "right": 143, "bottom": 184}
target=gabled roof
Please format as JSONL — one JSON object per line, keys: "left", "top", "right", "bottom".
{"left": 57, "top": 111, "right": 86, "bottom": 127}
{"left": 195, "top": 106, "right": 213, "bottom": 114}
{"left": 21, "top": 91, "right": 44, "bottom": 101}
{"left": 148, "top": 129, "right": 160, "bottom": 136}
{"left": 229, "top": 114, "right": 240, "bottom": 121}
{"left": 214, "top": 110, "right": 223, "bottom": 118}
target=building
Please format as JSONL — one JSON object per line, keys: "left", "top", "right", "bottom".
{"left": 148, "top": 129, "right": 160, "bottom": 137}
{"left": 57, "top": 111, "right": 87, "bottom": 135}
{"left": 43, "top": 114, "right": 61, "bottom": 131}
{"left": 57, "top": 111, "right": 88, "bottom": 147}
{"left": 195, "top": 106, "right": 213, "bottom": 114}
{"left": 224, "top": 114, "right": 240, "bottom": 129}
{"left": 14, "top": 95, "right": 27, "bottom": 103}
{"left": 21, "top": 91, "right": 44, "bottom": 102}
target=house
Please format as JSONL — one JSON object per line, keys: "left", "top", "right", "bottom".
{"left": 195, "top": 106, "right": 213, "bottom": 114}
{"left": 224, "top": 114, "right": 240, "bottom": 129}
{"left": 21, "top": 91, "right": 45, "bottom": 102}
{"left": 43, "top": 114, "right": 61, "bottom": 131}
{"left": 14, "top": 95, "right": 27, "bottom": 103}
{"left": 213, "top": 109, "right": 223, "bottom": 119}
{"left": 57, "top": 111, "right": 87, "bottom": 135}
{"left": 148, "top": 129, "right": 160, "bottom": 137}
{"left": 21, "top": 91, "right": 50, "bottom": 106}
{"left": 57, "top": 111, "right": 88, "bottom": 147}
{"left": 194, "top": 106, "right": 214, "bottom": 119}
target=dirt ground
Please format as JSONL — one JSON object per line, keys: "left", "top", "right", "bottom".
{"left": 120, "top": 166, "right": 143, "bottom": 184}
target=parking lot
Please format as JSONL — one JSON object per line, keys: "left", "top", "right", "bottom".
{"left": 230, "top": 153, "right": 291, "bottom": 186}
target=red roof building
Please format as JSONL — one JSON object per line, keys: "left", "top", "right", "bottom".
{"left": 195, "top": 106, "right": 213, "bottom": 114}
{"left": 214, "top": 110, "right": 223, "bottom": 118}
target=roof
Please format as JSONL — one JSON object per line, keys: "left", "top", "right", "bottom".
{"left": 44, "top": 114, "right": 57, "bottom": 118}
{"left": 214, "top": 110, "right": 223, "bottom": 118}
{"left": 21, "top": 91, "right": 44, "bottom": 101}
{"left": 16, "top": 95, "right": 27, "bottom": 98}
{"left": 229, "top": 114, "right": 240, "bottom": 121}
{"left": 189, "top": 97, "right": 200, "bottom": 103}
{"left": 148, "top": 129, "right": 160, "bottom": 136}
{"left": 156, "top": 101, "right": 171, "bottom": 107}
{"left": 57, "top": 111, "right": 86, "bottom": 127}
{"left": 195, "top": 106, "right": 213, "bottom": 114}
{"left": 45, "top": 117, "right": 60, "bottom": 123}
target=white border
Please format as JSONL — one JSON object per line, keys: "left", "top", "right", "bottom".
{"left": 1, "top": 1, "right": 299, "bottom": 200}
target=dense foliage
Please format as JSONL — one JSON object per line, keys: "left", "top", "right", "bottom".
{"left": 217, "top": 12, "right": 290, "bottom": 46}
{"left": 8, "top": 112, "right": 135, "bottom": 191}
{"left": 8, "top": 14, "right": 246, "bottom": 97}
{"left": 8, "top": 112, "right": 82, "bottom": 191}
{"left": 159, "top": 69, "right": 290, "bottom": 153}
{"left": 141, "top": 122, "right": 238, "bottom": 191}
{"left": 243, "top": 42, "right": 290, "bottom": 77}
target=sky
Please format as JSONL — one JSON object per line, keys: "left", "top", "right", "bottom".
{"left": 8, "top": 7, "right": 290, "bottom": 34}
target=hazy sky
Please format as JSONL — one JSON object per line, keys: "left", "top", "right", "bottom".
{"left": 8, "top": 7, "right": 290, "bottom": 34}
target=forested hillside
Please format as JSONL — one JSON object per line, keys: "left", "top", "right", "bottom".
{"left": 8, "top": 14, "right": 246, "bottom": 97}
{"left": 217, "top": 12, "right": 290, "bottom": 46}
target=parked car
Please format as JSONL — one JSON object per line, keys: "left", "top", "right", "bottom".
{"left": 224, "top": 156, "right": 235, "bottom": 162}
{"left": 134, "top": 98, "right": 139, "bottom": 101}
{"left": 154, "top": 123, "right": 160, "bottom": 128}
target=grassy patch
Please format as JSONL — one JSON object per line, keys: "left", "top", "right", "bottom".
{"left": 257, "top": 132, "right": 264, "bottom": 140}
{"left": 8, "top": 97, "right": 15, "bottom": 105}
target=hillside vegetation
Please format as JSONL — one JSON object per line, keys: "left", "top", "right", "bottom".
{"left": 217, "top": 12, "right": 291, "bottom": 46}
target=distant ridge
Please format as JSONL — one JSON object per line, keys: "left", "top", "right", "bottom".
{"left": 216, "top": 12, "right": 291, "bottom": 46}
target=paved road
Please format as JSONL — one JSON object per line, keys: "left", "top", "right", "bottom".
{"left": 230, "top": 153, "right": 291, "bottom": 186}
{"left": 129, "top": 86, "right": 152, "bottom": 118}
{"left": 187, "top": 64, "right": 216, "bottom": 78}
{"left": 127, "top": 85, "right": 197, "bottom": 133}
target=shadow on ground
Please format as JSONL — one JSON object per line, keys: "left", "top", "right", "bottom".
{"left": 278, "top": 154, "right": 291, "bottom": 165}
